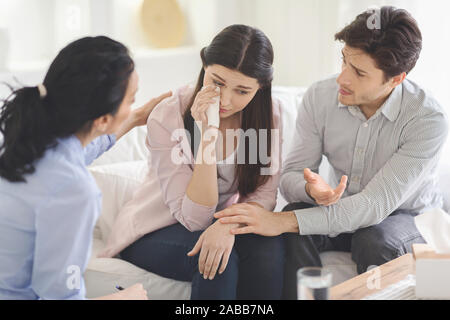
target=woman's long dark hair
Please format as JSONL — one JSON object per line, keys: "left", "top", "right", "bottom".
{"left": 183, "top": 24, "right": 274, "bottom": 197}
{"left": 0, "top": 36, "right": 134, "bottom": 182}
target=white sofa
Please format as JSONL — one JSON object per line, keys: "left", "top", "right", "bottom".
{"left": 85, "top": 86, "right": 450, "bottom": 299}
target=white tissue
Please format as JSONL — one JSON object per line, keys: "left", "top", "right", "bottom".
{"left": 206, "top": 87, "right": 220, "bottom": 128}
{"left": 414, "top": 208, "right": 450, "bottom": 254}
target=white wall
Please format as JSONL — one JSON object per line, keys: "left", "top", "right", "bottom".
{"left": 232, "top": 0, "right": 450, "bottom": 161}
{"left": 1, "top": 0, "right": 449, "bottom": 116}
{"left": 0, "top": 0, "right": 55, "bottom": 69}
{"left": 236, "top": 0, "right": 342, "bottom": 87}
{"left": 0, "top": 0, "right": 204, "bottom": 107}
{"left": 0, "top": 0, "right": 449, "bottom": 163}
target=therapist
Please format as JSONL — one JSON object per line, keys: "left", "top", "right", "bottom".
{"left": 0, "top": 36, "right": 171, "bottom": 300}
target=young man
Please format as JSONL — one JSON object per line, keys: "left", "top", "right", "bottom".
{"left": 213, "top": 6, "right": 449, "bottom": 299}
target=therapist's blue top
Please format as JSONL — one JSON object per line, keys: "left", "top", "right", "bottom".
{"left": 0, "top": 134, "right": 115, "bottom": 299}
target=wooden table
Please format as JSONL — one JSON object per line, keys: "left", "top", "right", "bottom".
{"left": 330, "top": 253, "right": 415, "bottom": 300}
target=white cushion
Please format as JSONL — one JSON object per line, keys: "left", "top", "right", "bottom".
{"left": 85, "top": 238, "right": 190, "bottom": 299}
{"left": 437, "top": 161, "right": 450, "bottom": 213}
{"left": 90, "top": 127, "right": 149, "bottom": 167}
{"left": 272, "top": 86, "right": 306, "bottom": 160}
{"left": 86, "top": 161, "right": 191, "bottom": 299}
{"left": 89, "top": 161, "right": 148, "bottom": 242}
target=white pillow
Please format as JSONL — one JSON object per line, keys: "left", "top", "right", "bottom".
{"left": 88, "top": 161, "right": 148, "bottom": 243}
{"left": 437, "top": 161, "right": 450, "bottom": 213}
{"left": 272, "top": 86, "right": 305, "bottom": 160}
{"left": 84, "top": 255, "right": 191, "bottom": 300}
{"left": 86, "top": 160, "right": 192, "bottom": 300}
{"left": 90, "top": 127, "right": 149, "bottom": 167}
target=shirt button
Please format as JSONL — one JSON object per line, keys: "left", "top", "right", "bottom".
{"left": 352, "top": 176, "right": 360, "bottom": 183}
{"left": 363, "top": 122, "right": 368, "bottom": 128}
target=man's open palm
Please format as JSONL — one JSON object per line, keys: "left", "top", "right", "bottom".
{"left": 304, "top": 168, "right": 348, "bottom": 206}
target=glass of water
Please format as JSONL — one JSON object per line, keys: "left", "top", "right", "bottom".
{"left": 297, "top": 267, "right": 333, "bottom": 300}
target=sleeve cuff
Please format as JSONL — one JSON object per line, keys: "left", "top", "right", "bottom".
{"left": 106, "top": 134, "right": 117, "bottom": 151}
{"left": 298, "top": 180, "right": 317, "bottom": 205}
{"left": 179, "top": 194, "right": 216, "bottom": 230}
{"left": 294, "top": 206, "right": 329, "bottom": 235}
{"left": 280, "top": 173, "right": 316, "bottom": 205}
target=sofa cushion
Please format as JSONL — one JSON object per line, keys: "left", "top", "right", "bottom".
{"left": 437, "top": 161, "right": 450, "bottom": 213}
{"left": 85, "top": 238, "right": 190, "bottom": 299}
{"left": 89, "top": 161, "right": 149, "bottom": 242}
{"left": 86, "top": 161, "right": 192, "bottom": 299}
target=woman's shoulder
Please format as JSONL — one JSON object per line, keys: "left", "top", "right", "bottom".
{"left": 271, "top": 96, "right": 283, "bottom": 130}
{"left": 147, "top": 83, "right": 195, "bottom": 131}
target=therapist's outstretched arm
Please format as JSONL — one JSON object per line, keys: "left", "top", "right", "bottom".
{"left": 115, "top": 91, "right": 172, "bottom": 141}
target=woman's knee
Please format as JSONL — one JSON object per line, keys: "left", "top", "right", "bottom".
{"left": 220, "top": 248, "right": 240, "bottom": 276}
{"left": 119, "top": 223, "right": 203, "bottom": 276}
{"left": 193, "top": 247, "right": 240, "bottom": 285}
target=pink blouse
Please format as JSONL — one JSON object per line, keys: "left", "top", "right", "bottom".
{"left": 99, "top": 84, "right": 283, "bottom": 258}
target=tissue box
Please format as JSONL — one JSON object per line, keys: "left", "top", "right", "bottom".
{"left": 413, "top": 243, "right": 450, "bottom": 299}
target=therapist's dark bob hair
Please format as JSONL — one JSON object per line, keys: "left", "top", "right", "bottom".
{"left": 0, "top": 36, "right": 135, "bottom": 182}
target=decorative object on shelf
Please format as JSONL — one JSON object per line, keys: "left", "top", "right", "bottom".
{"left": 0, "top": 28, "right": 10, "bottom": 71}
{"left": 140, "top": 0, "right": 186, "bottom": 48}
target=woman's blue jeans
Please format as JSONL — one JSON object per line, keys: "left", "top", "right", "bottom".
{"left": 120, "top": 223, "right": 285, "bottom": 300}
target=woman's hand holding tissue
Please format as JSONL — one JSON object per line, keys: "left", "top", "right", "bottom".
{"left": 191, "top": 85, "right": 220, "bottom": 130}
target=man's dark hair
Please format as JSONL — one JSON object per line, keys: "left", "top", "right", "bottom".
{"left": 335, "top": 6, "right": 422, "bottom": 81}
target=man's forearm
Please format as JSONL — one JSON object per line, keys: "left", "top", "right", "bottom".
{"left": 277, "top": 211, "right": 300, "bottom": 234}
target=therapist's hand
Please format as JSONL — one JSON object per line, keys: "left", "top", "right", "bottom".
{"left": 93, "top": 283, "right": 148, "bottom": 300}
{"left": 116, "top": 91, "right": 172, "bottom": 140}
{"left": 304, "top": 168, "right": 347, "bottom": 206}
{"left": 187, "top": 220, "right": 236, "bottom": 280}
{"left": 131, "top": 91, "right": 173, "bottom": 126}
{"left": 115, "top": 283, "right": 148, "bottom": 300}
